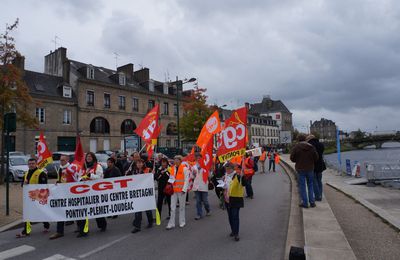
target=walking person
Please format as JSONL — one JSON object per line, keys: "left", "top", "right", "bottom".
{"left": 290, "top": 134, "right": 319, "bottom": 208}
{"left": 166, "top": 155, "right": 190, "bottom": 229}
{"left": 192, "top": 153, "right": 211, "bottom": 220}
{"left": 154, "top": 158, "right": 171, "bottom": 219}
{"left": 268, "top": 149, "right": 276, "bottom": 172}
{"left": 223, "top": 162, "right": 247, "bottom": 242}
{"left": 131, "top": 159, "right": 154, "bottom": 233}
{"left": 259, "top": 148, "right": 267, "bottom": 173}
{"left": 49, "top": 154, "right": 78, "bottom": 240}
{"left": 243, "top": 152, "right": 255, "bottom": 199}
{"left": 306, "top": 135, "right": 326, "bottom": 201}
{"left": 76, "top": 152, "right": 106, "bottom": 237}
{"left": 16, "top": 158, "right": 50, "bottom": 238}
{"left": 212, "top": 157, "right": 226, "bottom": 208}
{"left": 104, "top": 157, "right": 122, "bottom": 219}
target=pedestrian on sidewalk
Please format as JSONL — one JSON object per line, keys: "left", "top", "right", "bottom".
{"left": 49, "top": 154, "right": 79, "bottom": 240}
{"left": 192, "top": 153, "right": 211, "bottom": 220}
{"left": 268, "top": 149, "right": 276, "bottom": 172}
{"left": 259, "top": 148, "right": 267, "bottom": 173}
{"left": 306, "top": 135, "right": 326, "bottom": 201}
{"left": 76, "top": 152, "right": 106, "bottom": 237}
{"left": 290, "top": 134, "right": 319, "bottom": 208}
{"left": 132, "top": 159, "right": 154, "bottom": 233}
{"left": 166, "top": 155, "right": 190, "bottom": 230}
{"left": 154, "top": 158, "right": 171, "bottom": 219}
{"left": 223, "top": 162, "right": 247, "bottom": 242}
{"left": 16, "top": 158, "right": 50, "bottom": 238}
{"left": 243, "top": 152, "right": 255, "bottom": 199}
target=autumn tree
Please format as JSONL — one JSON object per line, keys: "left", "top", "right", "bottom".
{"left": 180, "top": 87, "right": 213, "bottom": 141}
{"left": 0, "top": 19, "right": 37, "bottom": 184}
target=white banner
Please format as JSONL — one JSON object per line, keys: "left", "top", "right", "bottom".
{"left": 23, "top": 174, "right": 156, "bottom": 222}
{"left": 247, "top": 147, "right": 262, "bottom": 157}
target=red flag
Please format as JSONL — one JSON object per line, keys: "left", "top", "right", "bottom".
{"left": 37, "top": 132, "right": 53, "bottom": 169}
{"left": 144, "top": 125, "right": 161, "bottom": 159}
{"left": 73, "top": 135, "right": 84, "bottom": 167}
{"left": 134, "top": 105, "right": 160, "bottom": 144}
{"left": 200, "top": 137, "right": 213, "bottom": 183}
{"left": 196, "top": 111, "right": 221, "bottom": 150}
{"left": 217, "top": 106, "right": 247, "bottom": 162}
{"left": 183, "top": 147, "right": 195, "bottom": 162}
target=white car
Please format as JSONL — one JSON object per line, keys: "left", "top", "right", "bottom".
{"left": 7, "top": 156, "right": 29, "bottom": 182}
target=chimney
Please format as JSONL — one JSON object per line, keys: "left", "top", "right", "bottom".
{"left": 117, "top": 63, "right": 134, "bottom": 81}
{"left": 134, "top": 68, "right": 150, "bottom": 88}
{"left": 44, "top": 47, "right": 67, "bottom": 77}
{"left": 12, "top": 54, "right": 25, "bottom": 71}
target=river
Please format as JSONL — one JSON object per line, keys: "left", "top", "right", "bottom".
{"left": 324, "top": 142, "right": 400, "bottom": 176}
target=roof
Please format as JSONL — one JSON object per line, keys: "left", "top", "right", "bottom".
{"left": 311, "top": 118, "right": 336, "bottom": 128}
{"left": 250, "top": 97, "right": 291, "bottom": 114}
{"left": 23, "top": 70, "right": 75, "bottom": 100}
{"left": 219, "top": 108, "right": 277, "bottom": 126}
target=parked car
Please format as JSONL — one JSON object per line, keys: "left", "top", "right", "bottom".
{"left": 6, "top": 156, "right": 29, "bottom": 182}
{"left": 96, "top": 150, "right": 114, "bottom": 156}
{"left": 9, "top": 151, "right": 27, "bottom": 157}
{"left": 95, "top": 153, "right": 109, "bottom": 170}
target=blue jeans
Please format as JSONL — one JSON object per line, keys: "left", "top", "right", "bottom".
{"left": 194, "top": 191, "right": 210, "bottom": 217}
{"left": 298, "top": 170, "right": 315, "bottom": 206}
{"left": 313, "top": 172, "right": 323, "bottom": 200}
{"left": 226, "top": 205, "right": 240, "bottom": 235}
{"left": 245, "top": 176, "right": 254, "bottom": 197}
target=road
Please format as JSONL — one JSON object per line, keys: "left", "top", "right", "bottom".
{"left": 0, "top": 166, "right": 290, "bottom": 260}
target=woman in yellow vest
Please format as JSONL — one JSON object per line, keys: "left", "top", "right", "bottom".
{"left": 223, "top": 162, "right": 247, "bottom": 242}
{"left": 16, "top": 158, "right": 50, "bottom": 238}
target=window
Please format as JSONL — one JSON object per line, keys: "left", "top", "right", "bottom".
{"left": 163, "top": 102, "right": 169, "bottom": 115}
{"left": 173, "top": 104, "right": 178, "bottom": 116}
{"left": 148, "top": 100, "right": 155, "bottom": 111}
{"left": 132, "top": 97, "right": 139, "bottom": 112}
{"left": 174, "top": 140, "right": 179, "bottom": 148}
{"left": 87, "top": 66, "right": 95, "bottom": 79}
{"left": 36, "top": 108, "right": 45, "bottom": 124}
{"left": 90, "top": 117, "right": 110, "bottom": 134}
{"left": 86, "top": 90, "right": 94, "bottom": 106}
{"left": 121, "top": 119, "right": 136, "bottom": 134}
{"left": 63, "top": 110, "right": 71, "bottom": 125}
{"left": 166, "top": 122, "right": 177, "bottom": 135}
{"left": 149, "top": 80, "right": 155, "bottom": 92}
{"left": 104, "top": 93, "right": 110, "bottom": 108}
{"left": 63, "top": 86, "right": 72, "bottom": 98}
{"left": 118, "top": 73, "right": 126, "bottom": 86}
{"left": 166, "top": 140, "right": 171, "bottom": 147}
{"left": 119, "top": 96, "right": 126, "bottom": 110}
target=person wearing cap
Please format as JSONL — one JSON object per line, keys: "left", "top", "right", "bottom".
{"left": 222, "top": 162, "right": 247, "bottom": 241}
{"left": 166, "top": 155, "right": 190, "bottom": 229}
{"left": 306, "top": 134, "right": 326, "bottom": 201}
{"left": 192, "top": 153, "right": 211, "bottom": 220}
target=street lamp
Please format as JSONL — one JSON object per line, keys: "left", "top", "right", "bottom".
{"left": 175, "top": 77, "right": 196, "bottom": 151}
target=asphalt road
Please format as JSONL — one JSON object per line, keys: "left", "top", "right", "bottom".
{"left": 0, "top": 166, "right": 290, "bottom": 260}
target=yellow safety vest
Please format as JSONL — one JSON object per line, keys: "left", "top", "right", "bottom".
{"left": 24, "top": 169, "right": 44, "bottom": 184}
{"left": 229, "top": 175, "right": 244, "bottom": 198}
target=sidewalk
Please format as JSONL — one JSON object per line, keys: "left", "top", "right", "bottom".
{"left": 0, "top": 182, "right": 23, "bottom": 229}
{"left": 281, "top": 155, "right": 356, "bottom": 260}
{"left": 324, "top": 169, "right": 400, "bottom": 231}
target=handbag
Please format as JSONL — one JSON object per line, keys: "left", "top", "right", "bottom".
{"left": 208, "top": 182, "right": 215, "bottom": 190}
{"left": 163, "top": 183, "right": 174, "bottom": 196}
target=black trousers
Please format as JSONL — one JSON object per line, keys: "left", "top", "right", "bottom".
{"left": 77, "top": 218, "right": 107, "bottom": 235}
{"left": 157, "top": 191, "right": 171, "bottom": 217}
{"left": 56, "top": 222, "right": 64, "bottom": 234}
{"left": 269, "top": 160, "right": 276, "bottom": 172}
{"left": 22, "top": 222, "right": 50, "bottom": 235}
{"left": 133, "top": 211, "right": 153, "bottom": 229}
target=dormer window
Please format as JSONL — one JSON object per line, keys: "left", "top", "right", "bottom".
{"left": 87, "top": 66, "right": 95, "bottom": 79}
{"left": 118, "top": 73, "right": 126, "bottom": 86}
{"left": 149, "top": 80, "right": 154, "bottom": 92}
{"left": 63, "top": 85, "right": 72, "bottom": 98}
{"left": 163, "top": 83, "right": 168, "bottom": 94}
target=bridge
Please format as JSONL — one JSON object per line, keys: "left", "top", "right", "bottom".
{"left": 345, "top": 134, "right": 400, "bottom": 149}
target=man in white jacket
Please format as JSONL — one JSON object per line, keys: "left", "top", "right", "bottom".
{"left": 192, "top": 153, "right": 211, "bottom": 220}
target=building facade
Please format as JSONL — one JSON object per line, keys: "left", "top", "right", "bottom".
{"left": 248, "top": 114, "right": 280, "bottom": 146}
{"left": 310, "top": 118, "right": 337, "bottom": 141}
{"left": 9, "top": 47, "right": 190, "bottom": 155}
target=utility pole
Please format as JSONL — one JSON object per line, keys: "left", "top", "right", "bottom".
{"left": 176, "top": 76, "right": 181, "bottom": 151}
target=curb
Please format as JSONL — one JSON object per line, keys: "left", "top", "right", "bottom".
{"left": 326, "top": 182, "right": 400, "bottom": 232}
{"left": 0, "top": 219, "right": 24, "bottom": 233}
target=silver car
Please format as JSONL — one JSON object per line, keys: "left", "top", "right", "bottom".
{"left": 7, "top": 156, "right": 29, "bottom": 182}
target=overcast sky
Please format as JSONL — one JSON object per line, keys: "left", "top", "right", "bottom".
{"left": 1, "top": 0, "right": 400, "bottom": 133}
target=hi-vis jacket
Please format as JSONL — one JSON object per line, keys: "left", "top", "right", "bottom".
{"left": 169, "top": 164, "right": 190, "bottom": 193}
{"left": 24, "top": 168, "right": 45, "bottom": 184}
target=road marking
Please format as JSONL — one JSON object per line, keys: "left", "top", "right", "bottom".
{"left": 0, "top": 245, "right": 35, "bottom": 260}
{"left": 42, "top": 254, "right": 76, "bottom": 260}
{"left": 78, "top": 234, "right": 131, "bottom": 259}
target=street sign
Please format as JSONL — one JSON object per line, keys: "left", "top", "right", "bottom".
{"left": 280, "top": 131, "right": 292, "bottom": 144}
{"left": 346, "top": 159, "right": 352, "bottom": 175}
{"left": 124, "top": 135, "right": 140, "bottom": 151}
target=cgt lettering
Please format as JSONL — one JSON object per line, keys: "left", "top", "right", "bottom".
{"left": 70, "top": 178, "right": 133, "bottom": 194}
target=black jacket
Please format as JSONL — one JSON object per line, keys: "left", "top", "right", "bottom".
{"left": 22, "top": 168, "right": 47, "bottom": 186}
{"left": 104, "top": 166, "right": 122, "bottom": 179}
{"left": 154, "top": 167, "right": 170, "bottom": 192}
{"left": 116, "top": 159, "right": 129, "bottom": 175}
{"left": 308, "top": 139, "right": 326, "bottom": 173}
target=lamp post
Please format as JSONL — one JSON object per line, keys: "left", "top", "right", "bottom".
{"left": 175, "top": 77, "right": 196, "bottom": 151}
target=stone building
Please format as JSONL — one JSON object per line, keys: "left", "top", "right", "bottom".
{"left": 9, "top": 47, "right": 190, "bottom": 154}
{"left": 310, "top": 118, "right": 337, "bottom": 141}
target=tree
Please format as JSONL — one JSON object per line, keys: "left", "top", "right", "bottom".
{"left": 180, "top": 87, "right": 213, "bottom": 141}
{"left": 0, "top": 19, "right": 37, "bottom": 184}
{"left": 353, "top": 129, "right": 365, "bottom": 140}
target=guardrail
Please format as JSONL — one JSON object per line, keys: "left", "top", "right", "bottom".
{"left": 366, "top": 162, "right": 400, "bottom": 185}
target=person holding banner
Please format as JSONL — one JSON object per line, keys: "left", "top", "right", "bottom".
{"left": 222, "top": 162, "right": 247, "bottom": 242}
{"left": 132, "top": 159, "right": 154, "bottom": 233}
{"left": 192, "top": 153, "right": 211, "bottom": 220}
{"left": 243, "top": 152, "right": 255, "bottom": 199}
{"left": 154, "top": 158, "right": 171, "bottom": 219}
{"left": 76, "top": 153, "right": 106, "bottom": 237}
{"left": 166, "top": 156, "right": 190, "bottom": 230}
{"left": 16, "top": 158, "right": 50, "bottom": 238}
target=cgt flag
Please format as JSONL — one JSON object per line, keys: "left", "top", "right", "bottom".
{"left": 196, "top": 110, "right": 221, "bottom": 150}
{"left": 37, "top": 132, "right": 53, "bottom": 169}
{"left": 217, "top": 106, "right": 247, "bottom": 162}
{"left": 200, "top": 137, "right": 214, "bottom": 183}
{"left": 135, "top": 105, "right": 160, "bottom": 144}
{"left": 145, "top": 125, "right": 161, "bottom": 159}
